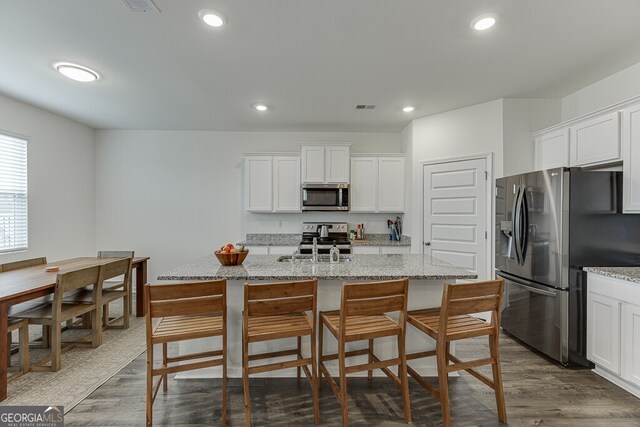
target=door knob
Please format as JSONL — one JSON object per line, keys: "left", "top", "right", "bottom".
{"left": 424, "top": 242, "right": 431, "bottom": 246}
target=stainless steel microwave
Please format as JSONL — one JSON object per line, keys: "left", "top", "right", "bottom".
{"left": 301, "top": 184, "right": 350, "bottom": 211}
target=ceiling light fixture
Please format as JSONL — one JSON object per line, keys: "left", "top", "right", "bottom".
{"left": 254, "top": 104, "right": 268, "bottom": 112}
{"left": 199, "top": 9, "right": 226, "bottom": 27}
{"left": 54, "top": 63, "right": 99, "bottom": 82}
{"left": 402, "top": 106, "right": 415, "bottom": 113}
{"left": 471, "top": 14, "right": 497, "bottom": 31}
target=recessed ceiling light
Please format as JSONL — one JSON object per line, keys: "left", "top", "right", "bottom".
{"left": 471, "top": 14, "right": 497, "bottom": 31}
{"left": 402, "top": 106, "right": 415, "bottom": 113}
{"left": 254, "top": 104, "right": 268, "bottom": 112}
{"left": 199, "top": 9, "right": 226, "bottom": 27}
{"left": 54, "top": 63, "right": 99, "bottom": 82}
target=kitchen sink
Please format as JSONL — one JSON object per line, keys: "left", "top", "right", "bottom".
{"left": 277, "top": 255, "right": 353, "bottom": 263}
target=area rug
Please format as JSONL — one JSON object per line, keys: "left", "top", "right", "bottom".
{"left": 0, "top": 316, "right": 146, "bottom": 413}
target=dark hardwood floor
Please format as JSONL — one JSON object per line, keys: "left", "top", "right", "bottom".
{"left": 66, "top": 333, "right": 640, "bottom": 426}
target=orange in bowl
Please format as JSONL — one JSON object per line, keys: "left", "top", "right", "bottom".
{"left": 215, "top": 250, "right": 249, "bottom": 266}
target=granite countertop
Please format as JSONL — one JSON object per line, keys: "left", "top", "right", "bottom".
{"left": 158, "top": 254, "right": 476, "bottom": 281}
{"left": 238, "top": 233, "right": 410, "bottom": 247}
{"left": 584, "top": 266, "right": 640, "bottom": 284}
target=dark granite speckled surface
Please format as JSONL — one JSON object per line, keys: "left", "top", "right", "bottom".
{"left": 157, "top": 254, "right": 475, "bottom": 281}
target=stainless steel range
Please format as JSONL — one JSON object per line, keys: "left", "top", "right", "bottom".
{"left": 299, "top": 222, "right": 352, "bottom": 254}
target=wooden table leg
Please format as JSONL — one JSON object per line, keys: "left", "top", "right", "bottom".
{"left": 0, "top": 302, "right": 9, "bottom": 401}
{"left": 136, "top": 260, "right": 148, "bottom": 317}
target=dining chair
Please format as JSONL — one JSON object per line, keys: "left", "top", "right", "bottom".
{"left": 0, "top": 257, "right": 47, "bottom": 272}
{"left": 64, "top": 258, "right": 133, "bottom": 329}
{"left": 97, "top": 251, "right": 135, "bottom": 316}
{"left": 242, "top": 280, "right": 319, "bottom": 426}
{"left": 319, "top": 279, "right": 412, "bottom": 427}
{"left": 406, "top": 279, "right": 507, "bottom": 427}
{"left": 145, "top": 280, "right": 227, "bottom": 427}
{"left": 9, "top": 265, "right": 105, "bottom": 371}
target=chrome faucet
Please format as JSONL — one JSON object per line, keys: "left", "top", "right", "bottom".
{"left": 312, "top": 237, "right": 318, "bottom": 263}
{"left": 291, "top": 248, "right": 299, "bottom": 261}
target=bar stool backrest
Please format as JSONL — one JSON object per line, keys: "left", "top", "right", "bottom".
{"left": 146, "top": 280, "right": 226, "bottom": 319}
{"left": 340, "top": 279, "right": 408, "bottom": 317}
{"left": 438, "top": 279, "right": 505, "bottom": 335}
{"left": 244, "top": 280, "right": 317, "bottom": 317}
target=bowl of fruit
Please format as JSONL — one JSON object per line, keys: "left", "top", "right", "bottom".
{"left": 214, "top": 243, "right": 249, "bottom": 266}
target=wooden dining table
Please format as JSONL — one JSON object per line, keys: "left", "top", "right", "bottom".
{"left": 0, "top": 256, "right": 149, "bottom": 402}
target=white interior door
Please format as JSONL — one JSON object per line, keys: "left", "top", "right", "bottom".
{"left": 423, "top": 158, "right": 488, "bottom": 280}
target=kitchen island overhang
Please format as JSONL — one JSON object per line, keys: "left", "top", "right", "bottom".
{"left": 157, "top": 254, "right": 477, "bottom": 379}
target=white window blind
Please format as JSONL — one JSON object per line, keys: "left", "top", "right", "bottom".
{"left": 0, "top": 133, "right": 28, "bottom": 253}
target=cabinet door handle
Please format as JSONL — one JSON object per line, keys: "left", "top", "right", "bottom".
{"left": 424, "top": 242, "right": 431, "bottom": 246}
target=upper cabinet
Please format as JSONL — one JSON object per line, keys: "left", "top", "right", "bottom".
{"left": 301, "top": 144, "right": 350, "bottom": 183}
{"left": 534, "top": 129, "right": 569, "bottom": 170}
{"left": 569, "top": 112, "right": 620, "bottom": 167}
{"left": 350, "top": 155, "right": 405, "bottom": 213}
{"left": 622, "top": 104, "right": 640, "bottom": 213}
{"left": 245, "top": 154, "right": 301, "bottom": 213}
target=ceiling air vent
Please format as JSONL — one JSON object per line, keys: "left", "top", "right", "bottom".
{"left": 355, "top": 105, "right": 376, "bottom": 110}
{"left": 121, "top": 0, "right": 160, "bottom": 12}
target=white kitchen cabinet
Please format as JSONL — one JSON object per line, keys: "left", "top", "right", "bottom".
{"left": 380, "top": 246, "right": 411, "bottom": 254}
{"left": 378, "top": 157, "right": 405, "bottom": 212}
{"left": 350, "top": 157, "right": 378, "bottom": 212}
{"left": 267, "top": 245, "right": 299, "bottom": 255}
{"left": 301, "top": 144, "right": 350, "bottom": 184}
{"left": 245, "top": 246, "right": 269, "bottom": 254}
{"left": 352, "top": 246, "right": 381, "bottom": 255}
{"left": 587, "top": 271, "right": 640, "bottom": 398}
{"left": 587, "top": 291, "right": 621, "bottom": 374}
{"left": 245, "top": 154, "right": 300, "bottom": 213}
{"left": 273, "top": 156, "right": 301, "bottom": 212}
{"left": 534, "top": 129, "right": 569, "bottom": 170}
{"left": 244, "top": 156, "right": 273, "bottom": 212}
{"left": 350, "top": 155, "right": 405, "bottom": 213}
{"left": 622, "top": 103, "right": 640, "bottom": 213}
{"left": 352, "top": 245, "right": 410, "bottom": 254}
{"left": 569, "top": 112, "right": 620, "bottom": 167}
{"left": 622, "top": 303, "right": 640, "bottom": 389}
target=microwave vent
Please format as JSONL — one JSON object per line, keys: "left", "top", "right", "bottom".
{"left": 121, "top": 0, "right": 160, "bottom": 12}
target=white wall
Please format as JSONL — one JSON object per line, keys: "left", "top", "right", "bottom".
{"left": 95, "top": 130, "right": 401, "bottom": 280}
{"left": 0, "top": 93, "right": 95, "bottom": 263}
{"left": 503, "top": 98, "right": 560, "bottom": 176}
{"left": 561, "top": 60, "right": 640, "bottom": 121}
{"left": 400, "top": 122, "right": 413, "bottom": 239}
{"left": 407, "top": 99, "right": 504, "bottom": 258}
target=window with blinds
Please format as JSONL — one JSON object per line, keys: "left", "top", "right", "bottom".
{"left": 0, "top": 133, "right": 28, "bottom": 253}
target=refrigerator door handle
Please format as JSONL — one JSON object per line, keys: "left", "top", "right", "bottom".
{"left": 497, "top": 271, "right": 559, "bottom": 297}
{"left": 520, "top": 185, "right": 529, "bottom": 264}
{"left": 512, "top": 185, "right": 523, "bottom": 265}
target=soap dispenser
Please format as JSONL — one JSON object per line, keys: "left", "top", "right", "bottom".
{"left": 330, "top": 240, "right": 340, "bottom": 264}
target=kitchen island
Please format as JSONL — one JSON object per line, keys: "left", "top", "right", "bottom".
{"left": 158, "top": 254, "right": 476, "bottom": 378}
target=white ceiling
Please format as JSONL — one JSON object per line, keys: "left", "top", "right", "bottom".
{"left": 2, "top": 0, "right": 640, "bottom": 132}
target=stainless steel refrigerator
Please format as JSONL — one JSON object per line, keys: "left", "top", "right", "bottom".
{"left": 495, "top": 168, "right": 640, "bottom": 367}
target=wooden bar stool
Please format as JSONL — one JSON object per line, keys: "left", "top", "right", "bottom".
{"left": 242, "top": 279, "right": 319, "bottom": 426}
{"left": 319, "top": 278, "right": 412, "bottom": 427}
{"left": 145, "top": 280, "right": 227, "bottom": 427}
{"left": 406, "top": 279, "right": 507, "bottom": 427}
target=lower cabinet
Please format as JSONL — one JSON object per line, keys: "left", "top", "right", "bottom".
{"left": 245, "top": 246, "right": 297, "bottom": 255}
{"left": 587, "top": 272, "right": 640, "bottom": 397}
{"left": 352, "top": 246, "right": 410, "bottom": 255}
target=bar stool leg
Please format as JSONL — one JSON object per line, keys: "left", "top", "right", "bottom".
{"left": 367, "top": 338, "right": 374, "bottom": 381}
{"left": 489, "top": 333, "right": 507, "bottom": 423}
{"left": 310, "top": 332, "right": 320, "bottom": 424}
{"left": 318, "top": 322, "right": 324, "bottom": 390}
{"left": 397, "top": 333, "right": 412, "bottom": 423}
{"left": 297, "top": 336, "right": 302, "bottom": 384}
{"left": 339, "top": 337, "right": 349, "bottom": 427}
{"left": 162, "top": 343, "right": 168, "bottom": 391}
{"left": 242, "top": 331, "right": 252, "bottom": 426}
{"left": 146, "top": 344, "right": 153, "bottom": 427}
{"left": 437, "top": 339, "right": 452, "bottom": 427}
